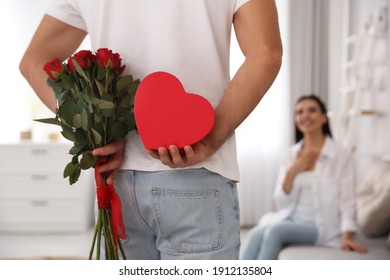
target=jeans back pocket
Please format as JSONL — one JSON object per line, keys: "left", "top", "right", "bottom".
{"left": 152, "top": 188, "right": 222, "bottom": 254}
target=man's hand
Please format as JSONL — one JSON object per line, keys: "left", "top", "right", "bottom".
{"left": 145, "top": 137, "right": 216, "bottom": 168}
{"left": 92, "top": 138, "right": 126, "bottom": 185}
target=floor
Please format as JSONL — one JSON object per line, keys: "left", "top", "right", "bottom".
{"left": 0, "top": 227, "right": 250, "bottom": 260}
{"left": 0, "top": 228, "right": 96, "bottom": 260}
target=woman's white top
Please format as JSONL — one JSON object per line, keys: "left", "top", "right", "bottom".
{"left": 289, "top": 171, "right": 316, "bottom": 225}
{"left": 260, "top": 137, "right": 358, "bottom": 247}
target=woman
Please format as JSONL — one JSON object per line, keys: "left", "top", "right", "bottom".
{"left": 240, "top": 95, "right": 367, "bottom": 260}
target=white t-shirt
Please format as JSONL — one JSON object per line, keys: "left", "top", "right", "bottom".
{"left": 290, "top": 171, "right": 316, "bottom": 225}
{"left": 46, "top": 0, "right": 251, "bottom": 181}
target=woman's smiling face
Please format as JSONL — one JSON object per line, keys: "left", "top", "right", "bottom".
{"left": 295, "top": 98, "right": 327, "bottom": 136}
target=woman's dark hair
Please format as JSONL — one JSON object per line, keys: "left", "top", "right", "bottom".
{"left": 294, "top": 94, "right": 332, "bottom": 143}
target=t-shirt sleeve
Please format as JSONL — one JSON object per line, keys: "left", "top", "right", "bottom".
{"left": 46, "top": 0, "right": 87, "bottom": 31}
{"left": 234, "top": 0, "right": 251, "bottom": 13}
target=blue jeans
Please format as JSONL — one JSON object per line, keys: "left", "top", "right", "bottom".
{"left": 105, "top": 168, "right": 240, "bottom": 260}
{"left": 239, "top": 219, "right": 318, "bottom": 260}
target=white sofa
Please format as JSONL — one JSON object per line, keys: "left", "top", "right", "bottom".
{"left": 278, "top": 231, "right": 390, "bottom": 260}
{"left": 279, "top": 161, "right": 390, "bottom": 260}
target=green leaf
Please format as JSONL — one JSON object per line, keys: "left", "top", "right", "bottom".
{"left": 64, "top": 160, "right": 82, "bottom": 185}
{"left": 58, "top": 99, "right": 79, "bottom": 127}
{"left": 94, "top": 113, "right": 103, "bottom": 123}
{"left": 109, "top": 121, "right": 128, "bottom": 140}
{"left": 69, "top": 166, "right": 81, "bottom": 185}
{"left": 47, "top": 78, "right": 64, "bottom": 94}
{"left": 129, "top": 79, "right": 140, "bottom": 95}
{"left": 60, "top": 125, "right": 76, "bottom": 142}
{"left": 63, "top": 161, "right": 80, "bottom": 178}
{"left": 102, "top": 93, "right": 114, "bottom": 102}
{"left": 116, "top": 75, "right": 133, "bottom": 94}
{"left": 74, "top": 128, "right": 88, "bottom": 144}
{"left": 118, "top": 91, "right": 132, "bottom": 108}
{"left": 80, "top": 152, "right": 98, "bottom": 170}
{"left": 94, "top": 79, "right": 105, "bottom": 97}
{"left": 73, "top": 114, "right": 82, "bottom": 128}
{"left": 78, "top": 77, "right": 88, "bottom": 93}
{"left": 101, "top": 108, "right": 114, "bottom": 118}
{"left": 48, "top": 78, "right": 70, "bottom": 107}
{"left": 61, "top": 73, "right": 74, "bottom": 90}
{"left": 97, "top": 65, "right": 106, "bottom": 80}
{"left": 91, "top": 127, "right": 102, "bottom": 146}
{"left": 72, "top": 58, "right": 90, "bottom": 83}
{"left": 71, "top": 155, "right": 79, "bottom": 164}
{"left": 123, "top": 112, "right": 136, "bottom": 131}
{"left": 34, "top": 118, "right": 62, "bottom": 126}
{"left": 107, "top": 72, "right": 115, "bottom": 85}
{"left": 78, "top": 93, "right": 94, "bottom": 114}
{"left": 69, "top": 143, "right": 87, "bottom": 155}
{"left": 80, "top": 109, "right": 89, "bottom": 131}
{"left": 90, "top": 97, "right": 114, "bottom": 110}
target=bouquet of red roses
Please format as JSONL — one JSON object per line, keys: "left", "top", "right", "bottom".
{"left": 37, "top": 48, "right": 139, "bottom": 260}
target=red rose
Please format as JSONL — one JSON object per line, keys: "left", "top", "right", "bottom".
{"left": 43, "top": 58, "right": 64, "bottom": 80}
{"left": 68, "top": 50, "right": 95, "bottom": 71}
{"left": 95, "top": 48, "right": 125, "bottom": 73}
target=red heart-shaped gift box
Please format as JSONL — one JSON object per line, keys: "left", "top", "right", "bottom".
{"left": 134, "top": 72, "right": 215, "bottom": 150}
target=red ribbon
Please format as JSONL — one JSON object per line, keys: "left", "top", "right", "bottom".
{"left": 94, "top": 157, "right": 126, "bottom": 245}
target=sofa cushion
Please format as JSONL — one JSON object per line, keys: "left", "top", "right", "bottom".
{"left": 388, "top": 233, "right": 390, "bottom": 250}
{"left": 357, "top": 161, "right": 390, "bottom": 237}
{"left": 278, "top": 232, "right": 390, "bottom": 260}
{"left": 278, "top": 243, "right": 390, "bottom": 260}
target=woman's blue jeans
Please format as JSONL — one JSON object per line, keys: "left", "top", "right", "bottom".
{"left": 103, "top": 168, "right": 240, "bottom": 260}
{"left": 240, "top": 219, "right": 318, "bottom": 260}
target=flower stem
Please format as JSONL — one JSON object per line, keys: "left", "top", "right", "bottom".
{"left": 104, "top": 210, "right": 115, "bottom": 257}
{"left": 118, "top": 239, "right": 127, "bottom": 260}
{"left": 89, "top": 222, "right": 99, "bottom": 260}
{"left": 102, "top": 209, "right": 109, "bottom": 259}
{"left": 104, "top": 209, "right": 119, "bottom": 259}
{"left": 96, "top": 209, "right": 103, "bottom": 260}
